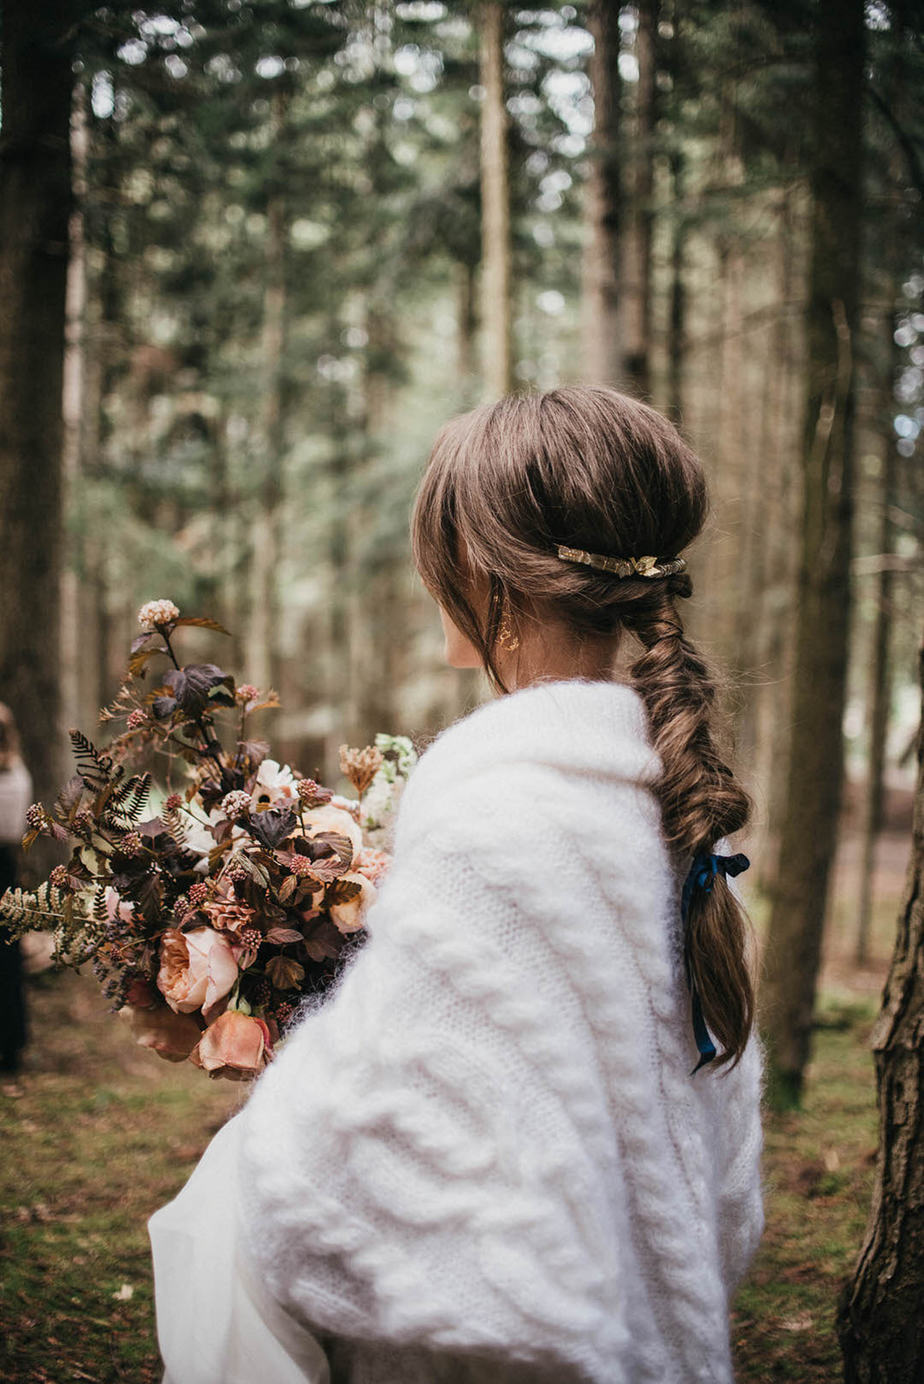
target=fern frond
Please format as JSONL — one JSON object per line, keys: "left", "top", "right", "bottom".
{"left": 0, "top": 883, "right": 70, "bottom": 937}
{"left": 70, "top": 729, "right": 119, "bottom": 792}
{"left": 161, "top": 798, "right": 188, "bottom": 845}
{"left": 92, "top": 883, "right": 108, "bottom": 924}
{"left": 102, "top": 773, "right": 151, "bottom": 827}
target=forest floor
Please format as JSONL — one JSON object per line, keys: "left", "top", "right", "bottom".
{"left": 0, "top": 823, "right": 908, "bottom": 1384}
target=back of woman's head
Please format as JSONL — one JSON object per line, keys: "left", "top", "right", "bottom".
{"left": 412, "top": 385, "right": 755, "bottom": 1070}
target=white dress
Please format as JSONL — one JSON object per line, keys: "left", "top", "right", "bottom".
{"left": 149, "top": 1110, "right": 330, "bottom": 1384}
{"left": 150, "top": 678, "right": 764, "bottom": 1384}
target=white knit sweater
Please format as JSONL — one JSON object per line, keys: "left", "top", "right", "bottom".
{"left": 237, "top": 678, "right": 765, "bottom": 1383}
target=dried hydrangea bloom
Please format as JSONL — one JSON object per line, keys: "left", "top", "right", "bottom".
{"left": 137, "top": 598, "right": 180, "bottom": 629}
{"left": 339, "top": 744, "right": 384, "bottom": 797}
{"left": 221, "top": 790, "right": 253, "bottom": 821}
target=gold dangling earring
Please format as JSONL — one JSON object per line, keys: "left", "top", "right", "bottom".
{"left": 498, "top": 612, "right": 520, "bottom": 652}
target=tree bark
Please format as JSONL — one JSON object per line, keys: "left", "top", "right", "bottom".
{"left": 60, "top": 82, "right": 89, "bottom": 737}
{"left": 755, "top": 180, "right": 804, "bottom": 891}
{"left": 619, "top": 0, "right": 656, "bottom": 399}
{"left": 759, "top": 0, "right": 865, "bottom": 1107}
{"left": 837, "top": 624, "right": 924, "bottom": 1380}
{"left": 856, "top": 322, "right": 899, "bottom": 966}
{"left": 666, "top": 142, "right": 687, "bottom": 422}
{"left": 246, "top": 89, "right": 288, "bottom": 694}
{"left": 455, "top": 259, "right": 478, "bottom": 402}
{"left": 0, "top": 0, "right": 77, "bottom": 831}
{"left": 580, "top": 0, "right": 622, "bottom": 386}
{"left": 479, "top": 1, "right": 513, "bottom": 398}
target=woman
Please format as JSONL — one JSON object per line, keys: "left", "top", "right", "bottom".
{"left": 150, "top": 386, "right": 764, "bottom": 1384}
{"left": 0, "top": 702, "right": 33, "bottom": 1073}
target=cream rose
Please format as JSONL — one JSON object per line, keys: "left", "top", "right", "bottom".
{"left": 190, "top": 1010, "right": 272, "bottom": 1080}
{"left": 156, "top": 926, "right": 239, "bottom": 1021}
{"left": 328, "top": 870, "right": 377, "bottom": 934}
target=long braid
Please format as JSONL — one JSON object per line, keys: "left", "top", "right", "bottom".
{"left": 623, "top": 579, "right": 755, "bottom": 1068}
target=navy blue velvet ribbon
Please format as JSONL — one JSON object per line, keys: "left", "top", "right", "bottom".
{"left": 681, "top": 850, "right": 750, "bottom": 1075}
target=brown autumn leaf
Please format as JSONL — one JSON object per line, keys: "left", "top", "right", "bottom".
{"left": 264, "top": 927, "right": 304, "bottom": 945}
{"left": 266, "top": 955, "right": 305, "bottom": 990}
{"left": 277, "top": 874, "right": 298, "bottom": 904}
{"left": 325, "top": 877, "right": 362, "bottom": 906}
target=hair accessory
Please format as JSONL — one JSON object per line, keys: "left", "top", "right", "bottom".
{"left": 556, "top": 546, "right": 687, "bottom": 579}
{"left": 680, "top": 850, "right": 751, "bottom": 1075}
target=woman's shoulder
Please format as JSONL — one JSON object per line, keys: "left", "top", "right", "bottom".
{"left": 400, "top": 678, "right": 662, "bottom": 822}
{"left": 382, "top": 679, "right": 670, "bottom": 906}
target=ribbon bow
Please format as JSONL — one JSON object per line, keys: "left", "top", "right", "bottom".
{"left": 680, "top": 850, "right": 750, "bottom": 1075}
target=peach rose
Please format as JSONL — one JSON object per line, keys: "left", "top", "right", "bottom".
{"left": 354, "top": 847, "right": 389, "bottom": 886}
{"left": 327, "top": 871, "right": 377, "bottom": 934}
{"left": 302, "top": 804, "right": 363, "bottom": 868}
{"left": 156, "top": 926, "right": 239, "bottom": 1021}
{"left": 190, "top": 1010, "right": 272, "bottom": 1080}
{"left": 126, "top": 1003, "right": 201, "bottom": 1062}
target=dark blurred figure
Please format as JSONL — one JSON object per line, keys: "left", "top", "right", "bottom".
{"left": 0, "top": 704, "right": 33, "bottom": 1073}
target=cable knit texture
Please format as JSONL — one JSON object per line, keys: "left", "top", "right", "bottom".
{"left": 237, "top": 678, "right": 765, "bottom": 1383}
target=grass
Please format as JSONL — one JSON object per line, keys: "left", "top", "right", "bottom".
{"left": 731, "top": 995, "right": 880, "bottom": 1382}
{"left": 0, "top": 938, "right": 887, "bottom": 1383}
{"left": 0, "top": 970, "right": 240, "bottom": 1384}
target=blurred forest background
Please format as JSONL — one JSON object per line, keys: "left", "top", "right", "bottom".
{"left": 1, "top": 1, "right": 923, "bottom": 1081}
{"left": 1, "top": 0, "right": 918, "bottom": 779}
{"left": 2, "top": 0, "right": 924, "bottom": 1377}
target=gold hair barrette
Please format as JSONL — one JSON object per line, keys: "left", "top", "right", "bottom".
{"left": 556, "top": 546, "right": 687, "bottom": 579}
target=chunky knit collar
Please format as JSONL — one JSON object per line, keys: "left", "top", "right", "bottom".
{"left": 408, "top": 677, "right": 664, "bottom": 802}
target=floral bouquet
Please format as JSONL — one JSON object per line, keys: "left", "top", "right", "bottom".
{"left": 0, "top": 599, "right": 416, "bottom": 1080}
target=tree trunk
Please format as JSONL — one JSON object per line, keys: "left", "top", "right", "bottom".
{"left": 619, "top": 0, "right": 656, "bottom": 399}
{"left": 580, "top": 0, "right": 621, "bottom": 386}
{"left": 837, "top": 623, "right": 924, "bottom": 1380}
{"left": 60, "top": 82, "right": 89, "bottom": 736}
{"left": 760, "top": 0, "right": 865, "bottom": 1108}
{"left": 667, "top": 145, "right": 687, "bottom": 422}
{"left": 856, "top": 321, "right": 900, "bottom": 966}
{"left": 455, "top": 259, "right": 478, "bottom": 403}
{"left": 0, "top": 0, "right": 77, "bottom": 831}
{"left": 755, "top": 180, "right": 804, "bottom": 891}
{"left": 479, "top": 0, "right": 513, "bottom": 398}
{"left": 246, "top": 90, "right": 288, "bottom": 694}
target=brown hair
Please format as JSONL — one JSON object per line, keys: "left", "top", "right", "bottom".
{"left": 411, "top": 385, "right": 754, "bottom": 1070}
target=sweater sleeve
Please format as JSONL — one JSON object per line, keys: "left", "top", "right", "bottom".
{"left": 235, "top": 788, "right": 643, "bottom": 1378}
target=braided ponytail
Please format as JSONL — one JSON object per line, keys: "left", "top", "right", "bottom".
{"left": 622, "top": 579, "right": 754, "bottom": 1069}
{"left": 412, "top": 384, "right": 757, "bottom": 1070}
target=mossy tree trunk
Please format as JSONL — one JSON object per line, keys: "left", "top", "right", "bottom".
{"left": 759, "top": 0, "right": 865, "bottom": 1108}
{"left": 837, "top": 623, "right": 924, "bottom": 1380}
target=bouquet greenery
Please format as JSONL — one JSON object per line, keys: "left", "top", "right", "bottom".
{"left": 0, "top": 599, "right": 415, "bottom": 1079}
